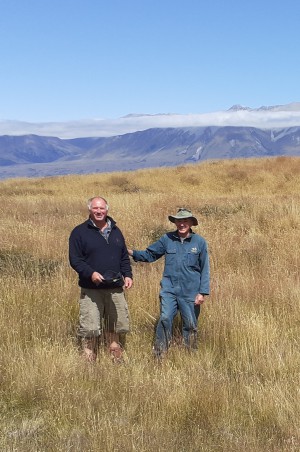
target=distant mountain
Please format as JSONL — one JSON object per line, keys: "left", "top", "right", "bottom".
{"left": 1, "top": 102, "right": 300, "bottom": 139}
{"left": 0, "top": 135, "right": 79, "bottom": 166}
{"left": 229, "top": 102, "right": 300, "bottom": 112}
{"left": 0, "top": 124, "right": 300, "bottom": 179}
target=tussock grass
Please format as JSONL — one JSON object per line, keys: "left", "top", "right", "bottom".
{"left": 0, "top": 157, "right": 299, "bottom": 451}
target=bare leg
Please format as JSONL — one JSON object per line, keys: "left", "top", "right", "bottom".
{"left": 105, "top": 332, "right": 123, "bottom": 362}
{"left": 82, "top": 337, "right": 99, "bottom": 362}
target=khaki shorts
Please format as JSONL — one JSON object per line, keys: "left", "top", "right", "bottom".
{"left": 78, "top": 287, "right": 129, "bottom": 338}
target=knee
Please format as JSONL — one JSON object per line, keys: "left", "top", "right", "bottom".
{"left": 182, "top": 318, "right": 197, "bottom": 332}
{"left": 159, "top": 315, "right": 172, "bottom": 326}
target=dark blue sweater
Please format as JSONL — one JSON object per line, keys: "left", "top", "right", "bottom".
{"left": 69, "top": 217, "right": 132, "bottom": 289}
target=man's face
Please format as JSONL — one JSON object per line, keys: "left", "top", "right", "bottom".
{"left": 174, "top": 218, "right": 193, "bottom": 237}
{"left": 89, "top": 198, "right": 108, "bottom": 224}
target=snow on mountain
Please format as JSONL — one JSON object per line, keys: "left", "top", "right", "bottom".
{"left": 1, "top": 103, "right": 300, "bottom": 139}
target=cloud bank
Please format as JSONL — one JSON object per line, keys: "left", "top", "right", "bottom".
{"left": 1, "top": 103, "right": 300, "bottom": 139}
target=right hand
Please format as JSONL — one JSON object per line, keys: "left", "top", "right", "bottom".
{"left": 127, "top": 249, "right": 133, "bottom": 256}
{"left": 91, "top": 272, "right": 105, "bottom": 285}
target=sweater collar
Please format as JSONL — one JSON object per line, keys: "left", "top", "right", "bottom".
{"left": 172, "top": 229, "right": 193, "bottom": 241}
{"left": 88, "top": 215, "right": 116, "bottom": 229}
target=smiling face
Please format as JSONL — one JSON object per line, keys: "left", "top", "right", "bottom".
{"left": 89, "top": 197, "right": 108, "bottom": 227}
{"left": 174, "top": 218, "right": 193, "bottom": 238}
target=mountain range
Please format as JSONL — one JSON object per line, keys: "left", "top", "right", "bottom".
{"left": 0, "top": 104, "right": 300, "bottom": 179}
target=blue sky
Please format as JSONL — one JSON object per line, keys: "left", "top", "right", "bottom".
{"left": 1, "top": 0, "right": 300, "bottom": 128}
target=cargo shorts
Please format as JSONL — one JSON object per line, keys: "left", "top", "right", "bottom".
{"left": 78, "top": 287, "right": 130, "bottom": 338}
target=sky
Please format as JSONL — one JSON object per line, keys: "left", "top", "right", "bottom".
{"left": 1, "top": 0, "right": 300, "bottom": 137}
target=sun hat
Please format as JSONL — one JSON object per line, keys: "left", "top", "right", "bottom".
{"left": 168, "top": 208, "right": 198, "bottom": 226}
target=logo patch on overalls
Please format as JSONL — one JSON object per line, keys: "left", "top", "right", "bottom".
{"left": 191, "top": 247, "right": 198, "bottom": 253}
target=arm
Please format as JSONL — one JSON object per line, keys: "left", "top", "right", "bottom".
{"left": 119, "top": 230, "right": 133, "bottom": 289}
{"left": 130, "top": 236, "right": 167, "bottom": 263}
{"left": 69, "top": 229, "right": 95, "bottom": 280}
{"left": 195, "top": 240, "right": 210, "bottom": 305}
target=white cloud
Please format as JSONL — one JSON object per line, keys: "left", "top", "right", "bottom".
{"left": 1, "top": 104, "right": 300, "bottom": 139}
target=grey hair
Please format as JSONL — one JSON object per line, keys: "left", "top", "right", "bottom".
{"left": 87, "top": 197, "right": 109, "bottom": 211}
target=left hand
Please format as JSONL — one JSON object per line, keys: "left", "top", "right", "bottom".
{"left": 194, "top": 293, "right": 205, "bottom": 306}
{"left": 124, "top": 277, "right": 133, "bottom": 289}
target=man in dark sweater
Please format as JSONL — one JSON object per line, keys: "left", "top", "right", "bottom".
{"left": 69, "top": 196, "right": 133, "bottom": 362}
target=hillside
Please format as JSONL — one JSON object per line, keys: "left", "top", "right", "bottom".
{"left": 0, "top": 124, "right": 300, "bottom": 179}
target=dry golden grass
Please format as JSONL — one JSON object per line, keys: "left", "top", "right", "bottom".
{"left": 0, "top": 156, "right": 299, "bottom": 451}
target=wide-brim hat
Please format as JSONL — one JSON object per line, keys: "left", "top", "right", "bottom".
{"left": 168, "top": 208, "right": 198, "bottom": 226}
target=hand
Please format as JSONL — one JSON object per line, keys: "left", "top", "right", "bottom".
{"left": 91, "top": 271, "right": 105, "bottom": 285}
{"left": 124, "top": 277, "right": 133, "bottom": 289}
{"left": 194, "top": 294, "right": 205, "bottom": 306}
{"left": 127, "top": 249, "right": 133, "bottom": 256}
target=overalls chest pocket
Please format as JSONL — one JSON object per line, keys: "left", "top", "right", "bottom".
{"left": 187, "top": 251, "right": 200, "bottom": 268}
{"left": 165, "top": 248, "right": 177, "bottom": 266}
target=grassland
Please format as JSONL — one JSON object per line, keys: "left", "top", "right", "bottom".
{"left": 0, "top": 156, "right": 299, "bottom": 451}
